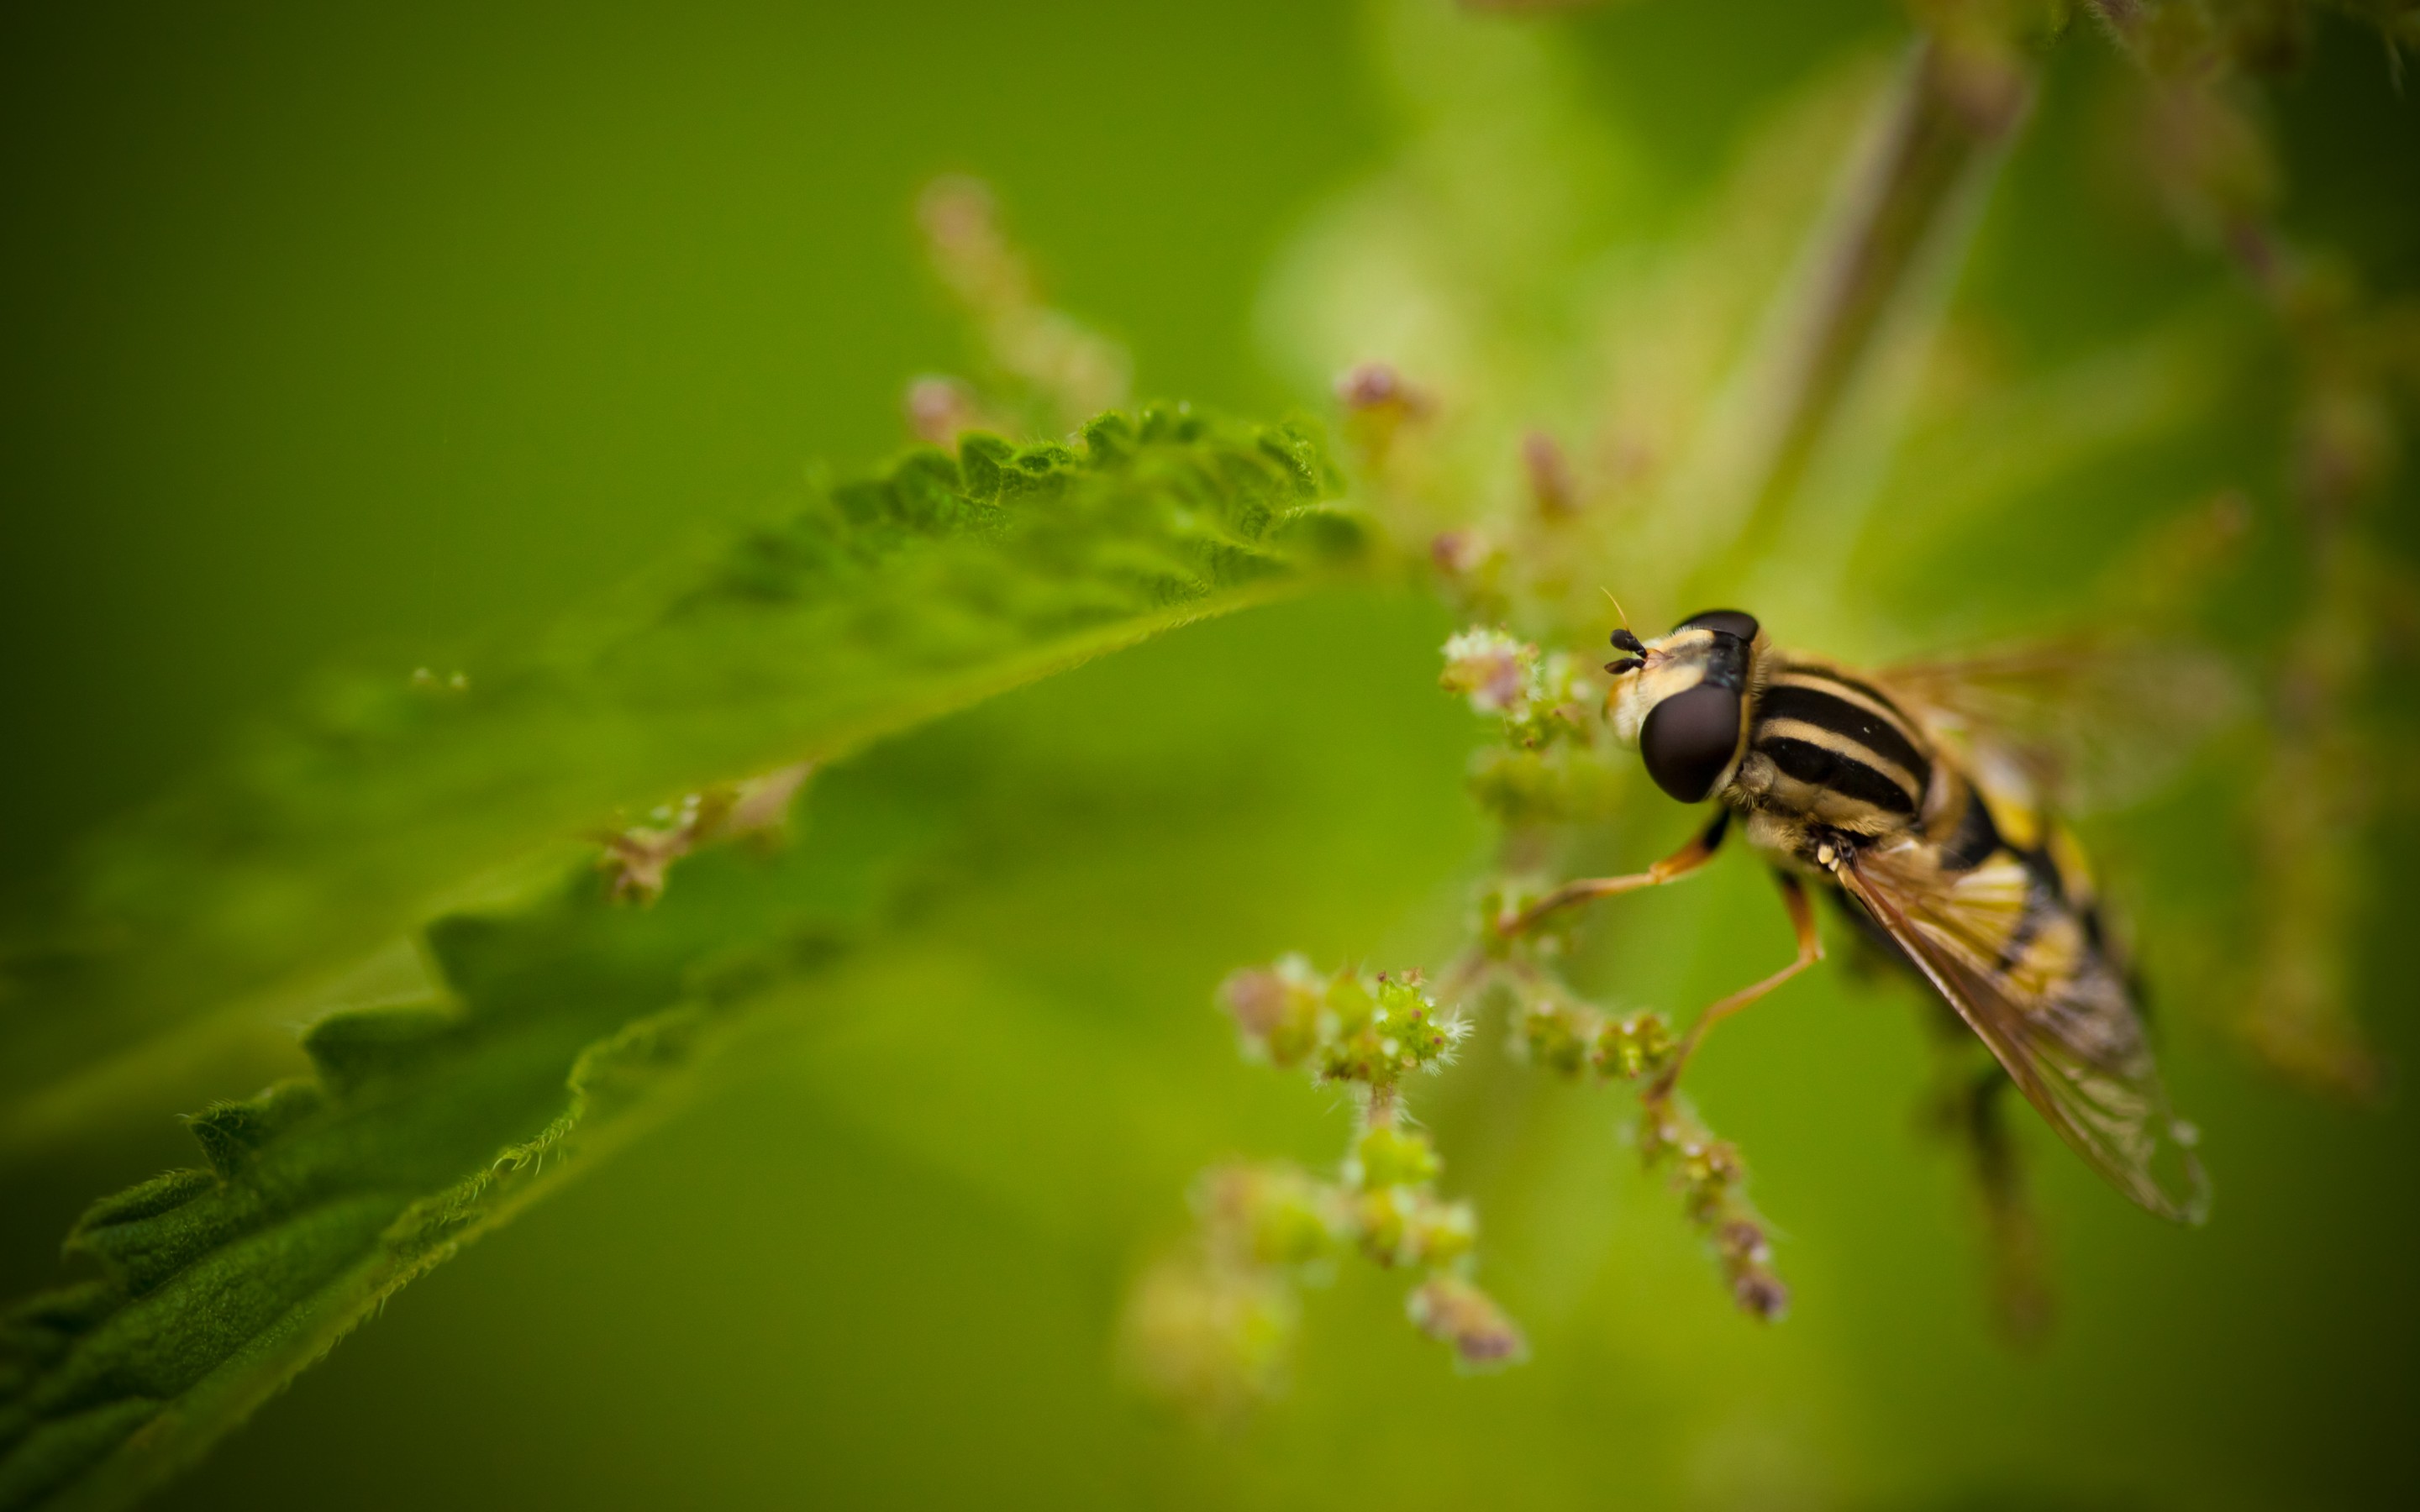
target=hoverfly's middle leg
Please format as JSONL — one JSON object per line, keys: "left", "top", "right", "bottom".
{"left": 1495, "top": 811, "right": 1731, "bottom": 937}
{"left": 1647, "top": 869, "right": 1823, "bottom": 1099}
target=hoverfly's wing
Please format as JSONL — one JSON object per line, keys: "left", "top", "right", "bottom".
{"left": 1873, "top": 638, "right": 2244, "bottom": 815}
{"left": 1835, "top": 837, "right": 2210, "bottom": 1224}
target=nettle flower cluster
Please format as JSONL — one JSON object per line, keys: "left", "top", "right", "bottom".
{"left": 1121, "top": 960, "right": 1522, "bottom": 1418}
{"left": 1124, "top": 620, "right": 1797, "bottom": 1416}
{"left": 1439, "top": 626, "right": 1628, "bottom": 827}
{"left": 1437, "top": 628, "right": 1594, "bottom": 748}
{"left": 1455, "top": 629, "right": 1791, "bottom": 1324}
{"left": 1498, "top": 968, "right": 1787, "bottom": 1320}
{"left": 1219, "top": 954, "right": 1469, "bottom": 1088}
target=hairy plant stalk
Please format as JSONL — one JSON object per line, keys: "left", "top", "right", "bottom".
{"left": 1735, "top": 37, "right": 2033, "bottom": 547}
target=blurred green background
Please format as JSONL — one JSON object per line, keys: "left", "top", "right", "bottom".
{"left": 3, "top": 2, "right": 2416, "bottom": 1509}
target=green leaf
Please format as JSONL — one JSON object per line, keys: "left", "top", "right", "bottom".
{"left": 0, "top": 404, "right": 1365, "bottom": 1511}
{"left": 0, "top": 752, "right": 927, "bottom": 1511}
{"left": 0, "top": 407, "right": 1359, "bottom": 1151}
{"left": 0, "top": 570, "right": 1455, "bottom": 1510}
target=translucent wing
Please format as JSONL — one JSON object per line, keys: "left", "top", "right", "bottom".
{"left": 1835, "top": 834, "right": 2210, "bottom": 1224}
{"left": 1873, "top": 638, "right": 2244, "bottom": 814}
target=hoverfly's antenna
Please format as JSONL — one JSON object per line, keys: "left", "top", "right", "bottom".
{"left": 1602, "top": 589, "right": 1646, "bottom": 669}
{"left": 1607, "top": 587, "right": 1645, "bottom": 677}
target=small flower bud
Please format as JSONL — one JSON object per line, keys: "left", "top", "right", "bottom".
{"left": 1430, "top": 528, "right": 1491, "bottom": 578}
{"left": 1352, "top": 1124, "right": 1441, "bottom": 1189}
{"left": 1716, "top": 1219, "right": 1771, "bottom": 1267}
{"left": 1198, "top": 1164, "right": 1348, "bottom": 1270}
{"left": 1441, "top": 630, "right": 1600, "bottom": 758}
{"left": 1309, "top": 970, "right": 1463, "bottom": 1089}
{"left": 1522, "top": 430, "right": 1580, "bottom": 517}
{"left": 1518, "top": 997, "right": 1597, "bottom": 1078}
{"left": 1355, "top": 1185, "right": 1410, "bottom": 1267}
{"left": 1402, "top": 1195, "right": 1478, "bottom": 1267}
{"left": 904, "top": 375, "right": 982, "bottom": 444}
{"left": 1732, "top": 1268, "right": 1790, "bottom": 1321}
{"left": 1355, "top": 1186, "right": 1478, "bottom": 1269}
{"left": 1406, "top": 1275, "right": 1528, "bottom": 1371}
{"left": 1595, "top": 1011, "right": 1676, "bottom": 1080}
{"left": 1336, "top": 361, "right": 1435, "bottom": 473}
{"left": 1218, "top": 955, "right": 1324, "bottom": 1068}
{"left": 1440, "top": 628, "right": 1533, "bottom": 715}
{"left": 1335, "top": 361, "right": 1429, "bottom": 417}
{"left": 1118, "top": 1254, "right": 1297, "bottom": 1419}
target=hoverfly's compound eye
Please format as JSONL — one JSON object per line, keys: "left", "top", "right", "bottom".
{"left": 1675, "top": 609, "right": 1760, "bottom": 643}
{"left": 1640, "top": 683, "right": 1743, "bottom": 802}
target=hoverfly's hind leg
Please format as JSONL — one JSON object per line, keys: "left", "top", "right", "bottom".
{"left": 1647, "top": 869, "right": 1823, "bottom": 1099}
{"left": 1496, "top": 811, "right": 1732, "bottom": 937}
{"left": 1954, "top": 1067, "right": 2056, "bottom": 1345}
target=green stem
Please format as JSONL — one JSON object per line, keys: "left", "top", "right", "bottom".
{"left": 1739, "top": 38, "right": 2031, "bottom": 547}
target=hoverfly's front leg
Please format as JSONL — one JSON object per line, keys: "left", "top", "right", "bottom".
{"left": 1647, "top": 869, "right": 1823, "bottom": 1100}
{"left": 1495, "top": 811, "right": 1731, "bottom": 937}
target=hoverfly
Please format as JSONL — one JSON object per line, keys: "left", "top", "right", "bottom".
{"left": 1502, "top": 609, "right": 2208, "bottom": 1225}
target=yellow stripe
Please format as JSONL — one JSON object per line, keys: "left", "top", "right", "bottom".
{"left": 1928, "top": 853, "right": 2032, "bottom": 963}
{"left": 1766, "top": 669, "right": 1928, "bottom": 754}
{"left": 1975, "top": 781, "right": 2044, "bottom": 853}
{"left": 1754, "top": 717, "right": 1926, "bottom": 805}
{"left": 2000, "top": 912, "right": 2085, "bottom": 1002}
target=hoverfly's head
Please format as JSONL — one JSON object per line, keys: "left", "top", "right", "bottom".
{"left": 1604, "top": 609, "right": 1764, "bottom": 803}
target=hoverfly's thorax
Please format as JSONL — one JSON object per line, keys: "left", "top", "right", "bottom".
{"left": 1733, "top": 659, "right": 1937, "bottom": 838}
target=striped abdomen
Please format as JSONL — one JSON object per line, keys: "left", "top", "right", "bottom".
{"left": 1739, "top": 663, "right": 1933, "bottom": 832}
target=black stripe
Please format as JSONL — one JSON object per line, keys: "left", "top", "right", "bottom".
{"left": 1993, "top": 890, "right": 2049, "bottom": 974}
{"left": 1755, "top": 682, "right": 1932, "bottom": 790}
{"left": 2017, "top": 844, "right": 2068, "bottom": 906}
{"left": 1757, "top": 735, "right": 1920, "bottom": 815}
{"left": 1992, "top": 848, "right": 2074, "bottom": 974}
{"left": 1939, "top": 782, "right": 2002, "bottom": 872}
